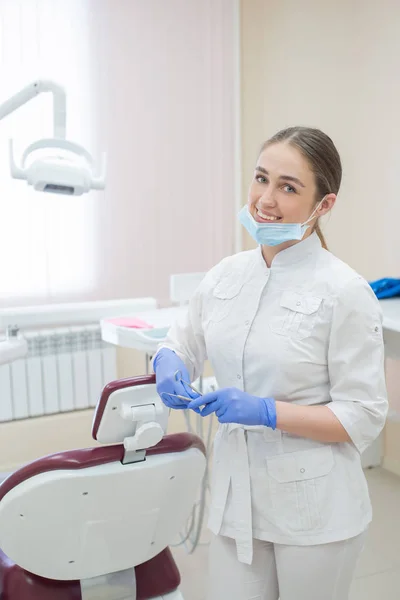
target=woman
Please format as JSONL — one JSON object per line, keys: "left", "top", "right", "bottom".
{"left": 153, "top": 127, "right": 388, "bottom": 600}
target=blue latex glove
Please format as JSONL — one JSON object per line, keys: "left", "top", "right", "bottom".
{"left": 188, "top": 387, "right": 277, "bottom": 427}
{"left": 153, "top": 348, "right": 200, "bottom": 410}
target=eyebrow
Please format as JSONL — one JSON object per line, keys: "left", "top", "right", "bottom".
{"left": 255, "top": 165, "right": 305, "bottom": 188}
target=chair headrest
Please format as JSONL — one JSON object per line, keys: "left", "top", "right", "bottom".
{"left": 92, "top": 374, "right": 169, "bottom": 454}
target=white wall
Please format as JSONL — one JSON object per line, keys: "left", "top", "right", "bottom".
{"left": 241, "top": 0, "right": 400, "bottom": 474}
{"left": 241, "top": 0, "right": 400, "bottom": 280}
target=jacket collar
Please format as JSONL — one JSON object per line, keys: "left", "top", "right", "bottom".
{"left": 256, "top": 232, "right": 322, "bottom": 271}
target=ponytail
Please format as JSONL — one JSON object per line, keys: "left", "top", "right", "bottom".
{"left": 315, "top": 221, "right": 328, "bottom": 251}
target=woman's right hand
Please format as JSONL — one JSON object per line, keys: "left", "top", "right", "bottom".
{"left": 153, "top": 348, "right": 200, "bottom": 410}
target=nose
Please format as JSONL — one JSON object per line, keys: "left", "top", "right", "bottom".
{"left": 258, "top": 187, "right": 276, "bottom": 208}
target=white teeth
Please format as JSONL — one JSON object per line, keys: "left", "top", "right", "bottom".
{"left": 257, "top": 209, "right": 280, "bottom": 221}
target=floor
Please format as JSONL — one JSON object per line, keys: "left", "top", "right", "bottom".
{"left": 172, "top": 467, "right": 400, "bottom": 599}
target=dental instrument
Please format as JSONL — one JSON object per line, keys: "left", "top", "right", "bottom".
{"left": 164, "top": 370, "right": 203, "bottom": 404}
{"left": 166, "top": 371, "right": 204, "bottom": 404}
{"left": 174, "top": 370, "right": 203, "bottom": 397}
{"left": 154, "top": 349, "right": 198, "bottom": 410}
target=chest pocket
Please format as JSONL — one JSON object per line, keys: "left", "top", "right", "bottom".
{"left": 270, "top": 291, "right": 322, "bottom": 341}
{"left": 207, "top": 278, "right": 243, "bottom": 324}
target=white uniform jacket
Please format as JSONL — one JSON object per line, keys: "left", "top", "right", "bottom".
{"left": 157, "top": 233, "right": 388, "bottom": 564}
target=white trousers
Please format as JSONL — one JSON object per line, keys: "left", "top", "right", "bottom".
{"left": 206, "top": 532, "right": 367, "bottom": 600}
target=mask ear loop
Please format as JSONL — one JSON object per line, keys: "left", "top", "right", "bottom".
{"left": 301, "top": 196, "right": 327, "bottom": 227}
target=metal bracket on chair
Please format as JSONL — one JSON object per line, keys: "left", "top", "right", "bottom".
{"left": 80, "top": 567, "right": 136, "bottom": 600}
{"left": 122, "top": 449, "right": 146, "bottom": 465}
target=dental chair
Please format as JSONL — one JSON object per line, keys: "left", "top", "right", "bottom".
{"left": 0, "top": 374, "right": 207, "bottom": 600}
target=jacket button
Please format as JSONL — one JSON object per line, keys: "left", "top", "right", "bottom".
{"left": 296, "top": 301, "right": 301, "bottom": 307}
{"left": 300, "top": 468, "right": 305, "bottom": 473}
{"left": 237, "top": 374, "right": 242, "bottom": 380}
{"left": 245, "top": 320, "right": 250, "bottom": 326}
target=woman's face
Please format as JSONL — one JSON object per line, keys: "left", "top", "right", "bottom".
{"left": 248, "top": 142, "right": 333, "bottom": 227}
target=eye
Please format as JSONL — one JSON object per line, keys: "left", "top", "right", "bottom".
{"left": 255, "top": 175, "right": 267, "bottom": 183}
{"left": 283, "top": 184, "right": 296, "bottom": 193}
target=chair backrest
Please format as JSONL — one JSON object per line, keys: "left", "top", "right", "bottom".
{"left": 0, "top": 375, "right": 206, "bottom": 582}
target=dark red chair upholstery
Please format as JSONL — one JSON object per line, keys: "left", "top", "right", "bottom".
{"left": 0, "top": 375, "right": 206, "bottom": 600}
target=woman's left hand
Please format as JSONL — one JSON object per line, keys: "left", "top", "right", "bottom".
{"left": 188, "top": 387, "right": 277, "bottom": 428}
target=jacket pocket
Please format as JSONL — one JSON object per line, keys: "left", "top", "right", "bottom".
{"left": 207, "top": 278, "right": 243, "bottom": 324}
{"left": 269, "top": 291, "right": 322, "bottom": 340}
{"left": 265, "top": 446, "right": 334, "bottom": 532}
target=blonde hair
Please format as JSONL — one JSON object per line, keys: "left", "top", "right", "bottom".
{"left": 315, "top": 221, "right": 328, "bottom": 250}
{"left": 261, "top": 127, "right": 342, "bottom": 250}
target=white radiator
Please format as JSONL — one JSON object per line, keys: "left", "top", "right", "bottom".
{"left": 0, "top": 325, "right": 117, "bottom": 422}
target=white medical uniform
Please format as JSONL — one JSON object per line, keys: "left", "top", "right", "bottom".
{"left": 158, "top": 233, "right": 387, "bottom": 594}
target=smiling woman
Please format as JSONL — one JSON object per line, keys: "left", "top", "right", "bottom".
{"left": 153, "top": 125, "right": 388, "bottom": 600}
{"left": 254, "top": 126, "right": 342, "bottom": 254}
{"left": 238, "top": 128, "right": 338, "bottom": 260}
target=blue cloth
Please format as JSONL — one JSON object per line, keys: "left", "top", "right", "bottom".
{"left": 153, "top": 348, "right": 199, "bottom": 409}
{"left": 370, "top": 278, "right": 400, "bottom": 299}
{"left": 188, "top": 387, "right": 277, "bottom": 428}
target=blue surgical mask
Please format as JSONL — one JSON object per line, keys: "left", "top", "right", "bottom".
{"left": 238, "top": 201, "right": 324, "bottom": 247}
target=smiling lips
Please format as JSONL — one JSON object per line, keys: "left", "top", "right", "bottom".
{"left": 254, "top": 208, "right": 282, "bottom": 223}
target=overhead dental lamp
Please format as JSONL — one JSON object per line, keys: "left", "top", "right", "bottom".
{"left": 0, "top": 80, "right": 106, "bottom": 196}
{"left": 0, "top": 80, "right": 107, "bottom": 365}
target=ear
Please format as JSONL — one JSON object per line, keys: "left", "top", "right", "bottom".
{"left": 317, "top": 193, "right": 336, "bottom": 217}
